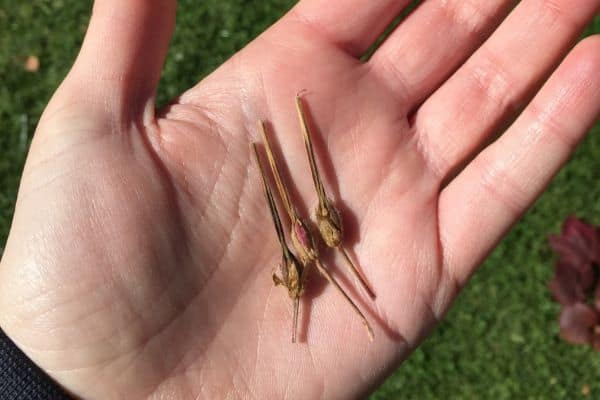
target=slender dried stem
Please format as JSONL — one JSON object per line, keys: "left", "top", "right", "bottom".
{"left": 253, "top": 143, "right": 306, "bottom": 343}
{"left": 258, "top": 121, "right": 296, "bottom": 222}
{"left": 340, "top": 246, "right": 375, "bottom": 299}
{"left": 252, "top": 143, "right": 292, "bottom": 259}
{"left": 295, "top": 96, "right": 327, "bottom": 212}
{"left": 314, "top": 260, "right": 374, "bottom": 341}
{"left": 292, "top": 297, "right": 299, "bottom": 343}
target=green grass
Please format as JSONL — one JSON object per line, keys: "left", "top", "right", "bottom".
{"left": 1, "top": 1, "right": 599, "bottom": 398}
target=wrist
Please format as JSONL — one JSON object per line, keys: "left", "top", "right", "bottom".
{"left": 0, "top": 327, "right": 73, "bottom": 399}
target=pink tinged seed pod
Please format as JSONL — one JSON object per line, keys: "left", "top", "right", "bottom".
{"left": 294, "top": 219, "right": 310, "bottom": 248}
{"left": 291, "top": 217, "right": 318, "bottom": 266}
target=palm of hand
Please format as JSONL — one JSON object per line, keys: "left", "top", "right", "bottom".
{"left": 2, "top": 2, "right": 600, "bottom": 399}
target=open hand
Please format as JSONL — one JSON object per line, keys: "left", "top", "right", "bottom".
{"left": 1, "top": 1, "right": 599, "bottom": 398}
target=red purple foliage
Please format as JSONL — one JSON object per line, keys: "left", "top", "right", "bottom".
{"left": 548, "top": 216, "right": 600, "bottom": 349}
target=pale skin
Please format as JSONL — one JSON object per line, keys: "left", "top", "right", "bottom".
{"left": 0, "top": 0, "right": 599, "bottom": 398}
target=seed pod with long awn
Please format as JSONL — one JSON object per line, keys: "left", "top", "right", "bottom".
{"left": 252, "top": 143, "right": 306, "bottom": 343}
{"left": 295, "top": 95, "right": 376, "bottom": 299}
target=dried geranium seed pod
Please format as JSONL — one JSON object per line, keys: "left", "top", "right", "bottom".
{"left": 296, "top": 94, "right": 375, "bottom": 299}
{"left": 252, "top": 142, "right": 306, "bottom": 343}
{"left": 281, "top": 249, "right": 305, "bottom": 343}
{"left": 257, "top": 121, "right": 320, "bottom": 266}
{"left": 315, "top": 201, "right": 343, "bottom": 248}
{"left": 285, "top": 252, "right": 305, "bottom": 298}
{"left": 291, "top": 217, "right": 319, "bottom": 266}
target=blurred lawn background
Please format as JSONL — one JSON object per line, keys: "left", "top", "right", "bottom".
{"left": 0, "top": 1, "right": 599, "bottom": 398}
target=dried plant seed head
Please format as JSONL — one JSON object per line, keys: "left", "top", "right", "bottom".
{"left": 291, "top": 217, "right": 319, "bottom": 266}
{"left": 285, "top": 251, "right": 305, "bottom": 299}
{"left": 295, "top": 97, "right": 377, "bottom": 299}
{"left": 253, "top": 142, "right": 306, "bottom": 296}
{"left": 252, "top": 141, "right": 308, "bottom": 343}
{"left": 316, "top": 201, "right": 343, "bottom": 248}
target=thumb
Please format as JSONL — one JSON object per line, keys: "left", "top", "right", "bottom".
{"left": 58, "top": 0, "right": 177, "bottom": 124}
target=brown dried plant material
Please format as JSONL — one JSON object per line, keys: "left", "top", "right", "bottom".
{"left": 253, "top": 143, "right": 306, "bottom": 343}
{"left": 258, "top": 122, "right": 374, "bottom": 342}
{"left": 258, "top": 121, "right": 318, "bottom": 266}
{"left": 295, "top": 95, "right": 376, "bottom": 299}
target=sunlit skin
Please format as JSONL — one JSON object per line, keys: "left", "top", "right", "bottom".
{"left": 0, "top": 0, "right": 599, "bottom": 399}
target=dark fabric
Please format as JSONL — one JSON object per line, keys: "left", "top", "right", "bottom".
{"left": 0, "top": 328, "right": 72, "bottom": 399}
